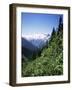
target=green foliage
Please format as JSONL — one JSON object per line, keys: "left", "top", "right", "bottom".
{"left": 22, "top": 16, "right": 63, "bottom": 77}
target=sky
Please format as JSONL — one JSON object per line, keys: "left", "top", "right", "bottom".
{"left": 21, "top": 12, "right": 63, "bottom": 36}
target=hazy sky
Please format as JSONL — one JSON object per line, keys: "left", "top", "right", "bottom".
{"left": 21, "top": 12, "right": 63, "bottom": 35}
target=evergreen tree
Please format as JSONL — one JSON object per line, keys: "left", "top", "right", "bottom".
{"left": 51, "top": 27, "right": 56, "bottom": 37}
{"left": 49, "top": 27, "right": 56, "bottom": 45}
{"left": 58, "top": 16, "right": 63, "bottom": 34}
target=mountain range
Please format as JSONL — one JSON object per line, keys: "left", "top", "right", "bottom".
{"left": 22, "top": 33, "right": 50, "bottom": 49}
{"left": 22, "top": 33, "right": 50, "bottom": 60}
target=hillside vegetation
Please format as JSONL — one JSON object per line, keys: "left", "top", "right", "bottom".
{"left": 22, "top": 16, "right": 63, "bottom": 77}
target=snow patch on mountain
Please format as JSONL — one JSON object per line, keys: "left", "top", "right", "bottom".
{"left": 22, "top": 33, "right": 50, "bottom": 48}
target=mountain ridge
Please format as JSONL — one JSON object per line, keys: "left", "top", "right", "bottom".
{"left": 22, "top": 33, "right": 50, "bottom": 48}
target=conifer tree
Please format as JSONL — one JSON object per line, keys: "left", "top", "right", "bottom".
{"left": 52, "top": 27, "right": 56, "bottom": 36}
{"left": 58, "top": 16, "right": 63, "bottom": 34}
{"left": 49, "top": 27, "right": 56, "bottom": 44}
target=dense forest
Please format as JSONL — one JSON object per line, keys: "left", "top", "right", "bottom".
{"left": 22, "top": 16, "right": 63, "bottom": 77}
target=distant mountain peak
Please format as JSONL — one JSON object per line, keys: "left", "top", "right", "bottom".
{"left": 22, "top": 33, "right": 50, "bottom": 48}
{"left": 22, "top": 33, "right": 50, "bottom": 40}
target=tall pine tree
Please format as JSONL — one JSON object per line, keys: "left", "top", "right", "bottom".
{"left": 58, "top": 16, "right": 63, "bottom": 34}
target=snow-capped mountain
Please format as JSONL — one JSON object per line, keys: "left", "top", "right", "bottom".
{"left": 22, "top": 33, "right": 50, "bottom": 49}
